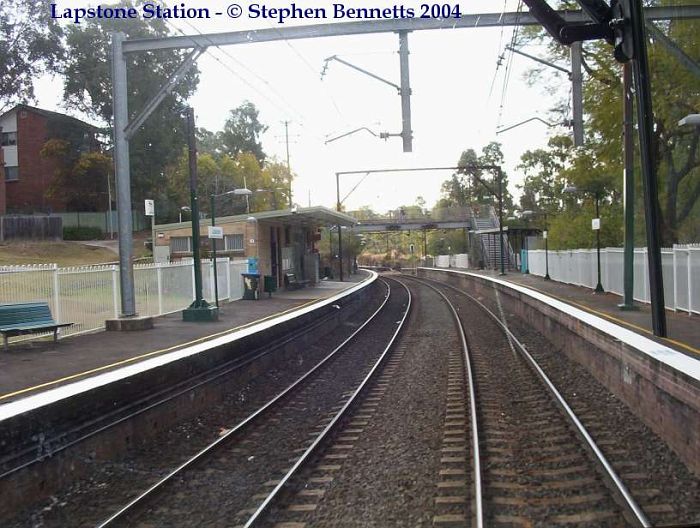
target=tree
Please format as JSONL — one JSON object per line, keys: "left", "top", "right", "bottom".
{"left": 438, "top": 142, "right": 513, "bottom": 213}
{"left": 220, "top": 102, "right": 268, "bottom": 164}
{"left": 517, "top": 135, "right": 572, "bottom": 213}
{"left": 41, "top": 140, "right": 112, "bottom": 212}
{"left": 0, "top": 0, "right": 64, "bottom": 111}
{"left": 520, "top": 1, "right": 699, "bottom": 244}
{"left": 62, "top": 1, "right": 200, "bottom": 206}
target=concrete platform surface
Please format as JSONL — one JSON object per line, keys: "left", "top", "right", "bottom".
{"left": 466, "top": 269, "right": 699, "bottom": 355}
{"left": 0, "top": 273, "right": 367, "bottom": 403}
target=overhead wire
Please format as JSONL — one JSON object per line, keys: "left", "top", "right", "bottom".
{"left": 158, "top": 15, "right": 304, "bottom": 121}
{"left": 496, "top": 0, "right": 524, "bottom": 129}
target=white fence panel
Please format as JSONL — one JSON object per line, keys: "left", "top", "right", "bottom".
{"left": 690, "top": 247, "right": 700, "bottom": 314}
{"left": 58, "top": 265, "right": 115, "bottom": 336}
{"left": 435, "top": 255, "right": 450, "bottom": 268}
{"left": 528, "top": 245, "right": 700, "bottom": 314}
{"left": 0, "top": 256, "right": 260, "bottom": 345}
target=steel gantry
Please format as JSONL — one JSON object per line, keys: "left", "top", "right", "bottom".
{"left": 111, "top": 6, "right": 700, "bottom": 329}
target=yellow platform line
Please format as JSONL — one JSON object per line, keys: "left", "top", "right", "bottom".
{"left": 0, "top": 298, "right": 320, "bottom": 403}
{"left": 514, "top": 282, "right": 699, "bottom": 356}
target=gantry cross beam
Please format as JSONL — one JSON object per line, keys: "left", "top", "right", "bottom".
{"left": 112, "top": 5, "right": 700, "bottom": 318}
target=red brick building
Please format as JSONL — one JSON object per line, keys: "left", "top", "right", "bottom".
{"left": 0, "top": 105, "right": 100, "bottom": 214}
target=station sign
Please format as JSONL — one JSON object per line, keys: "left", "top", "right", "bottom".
{"left": 543, "top": 230, "right": 548, "bottom": 239}
{"left": 208, "top": 226, "right": 224, "bottom": 239}
{"left": 144, "top": 199, "right": 154, "bottom": 217}
{"left": 592, "top": 218, "right": 601, "bottom": 231}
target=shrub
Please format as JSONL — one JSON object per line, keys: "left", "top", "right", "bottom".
{"left": 63, "top": 226, "right": 103, "bottom": 241}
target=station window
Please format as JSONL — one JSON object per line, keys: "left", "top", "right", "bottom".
{"left": 170, "top": 236, "right": 191, "bottom": 252}
{"left": 4, "top": 166, "right": 18, "bottom": 181}
{"left": 225, "top": 234, "right": 244, "bottom": 251}
{"left": 1, "top": 132, "right": 17, "bottom": 146}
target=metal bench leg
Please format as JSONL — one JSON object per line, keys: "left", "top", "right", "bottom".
{"left": 53, "top": 328, "right": 58, "bottom": 344}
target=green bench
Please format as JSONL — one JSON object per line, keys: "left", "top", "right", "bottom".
{"left": 0, "top": 302, "right": 73, "bottom": 351}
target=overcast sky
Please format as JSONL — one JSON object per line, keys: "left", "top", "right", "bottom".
{"left": 34, "top": 0, "right": 575, "bottom": 213}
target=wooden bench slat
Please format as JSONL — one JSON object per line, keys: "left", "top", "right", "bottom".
{"left": 0, "top": 302, "right": 73, "bottom": 350}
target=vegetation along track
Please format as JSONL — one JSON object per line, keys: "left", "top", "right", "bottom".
{"left": 408, "top": 274, "right": 700, "bottom": 528}
{"left": 94, "top": 278, "right": 411, "bottom": 527}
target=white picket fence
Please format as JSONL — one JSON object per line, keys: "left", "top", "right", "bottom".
{"left": 0, "top": 258, "right": 249, "bottom": 340}
{"left": 527, "top": 245, "right": 700, "bottom": 314}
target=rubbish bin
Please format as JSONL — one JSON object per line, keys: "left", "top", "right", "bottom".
{"left": 263, "top": 275, "right": 277, "bottom": 297}
{"left": 242, "top": 273, "right": 260, "bottom": 300}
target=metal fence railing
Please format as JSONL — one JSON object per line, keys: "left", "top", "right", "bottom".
{"left": 0, "top": 258, "right": 249, "bottom": 342}
{"left": 527, "top": 245, "right": 700, "bottom": 314}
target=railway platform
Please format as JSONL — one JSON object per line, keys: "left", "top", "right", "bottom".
{"left": 467, "top": 268, "right": 699, "bottom": 354}
{"left": 0, "top": 273, "right": 367, "bottom": 403}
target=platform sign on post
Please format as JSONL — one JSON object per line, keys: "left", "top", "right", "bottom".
{"left": 208, "top": 226, "right": 223, "bottom": 239}
{"left": 145, "top": 199, "right": 155, "bottom": 256}
{"left": 592, "top": 218, "right": 601, "bottom": 230}
{"left": 543, "top": 230, "right": 548, "bottom": 239}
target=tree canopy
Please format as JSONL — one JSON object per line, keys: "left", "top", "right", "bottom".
{"left": 517, "top": 0, "right": 699, "bottom": 246}
{"left": 61, "top": 1, "right": 200, "bottom": 205}
{"left": 0, "top": 0, "right": 64, "bottom": 111}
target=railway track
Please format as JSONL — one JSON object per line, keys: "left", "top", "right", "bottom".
{"left": 253, "top": 276, "right": 476, "bottom": 527}
{"left": 405, "top": 275, "right": 652, "bottom": 527}
{"left": 95, "top": 278, "right": 411, "bottom": 527}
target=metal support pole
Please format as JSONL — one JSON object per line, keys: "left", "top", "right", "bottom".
{"left": 335, "top": 172, "right": 343, "bottom": 281}
{"left": 187, "top": 107, "right": 204, "bottom": 305}
{"left": 284, "top": 120, "right": 293, "bottom": 207}
{"left": 571, "top": 41, "right": 585, "bottom": 147}
{"left": 337, "top": 223, "right": 343, "bottom": 282}
{"left": 497, "top": 169, "right": 506, "bottom": 276}
{"left": 211, "top": 194, "right": 219, "bottom": 308}
{"left": 524, "top": 220, "right": 530, "bottom": 274}
{"left": 630, "top": 0, "right": 666, "bottom": 336}
{"left": 595, "top": 193, "right": 605, "bottom": 293}
{"left": 620, "top": 62, "right": 637, "bottom": 309}
{"left": 544, "top": 213, "right": 551, "bottom": 280}
{"left": 111, "top": 32, "right": 136, "bottom": 317}
{"left": 398, "top": 31, "right": 413, "bottom": 153}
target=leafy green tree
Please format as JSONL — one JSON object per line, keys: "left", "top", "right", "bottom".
{"left": 438, "top": 142, "right": 513, "bottom": 213}
{"left": 62, "top": 1, "right": 199, "bottom": 206}
{"left": 0, "top": 0, "right": 64, "bottom": 110}
{"left": 220, "top": 101, "right": 268, "bottom": 164}
{"left": 520, "top": 1, "right": 699, "bottom": 244}
{"left": 41, "top": 140, "right": 112, "bottom": 212}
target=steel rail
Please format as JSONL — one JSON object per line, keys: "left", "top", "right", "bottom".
{"left": 404, "top": 277, "right": 484, "bottom": 528}
{"left": 1, "top": 304, "right": 347, "bottom": 481}
{"left": 244, "top": 278, "right": 412, "bottom": 527}
{"left": 97, "top": 279, "right": 394, "bottom": 527}
{"left": 417, "top": 275, "right": 651, "bottom": 528}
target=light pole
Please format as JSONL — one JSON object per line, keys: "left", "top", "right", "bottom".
{"left": 210, "top": 188, "right": 252, "bottom": 307}
{"left": 179, "top": 206, "right": 191, "bottom": 223}
{"left": 521, "top": 210, "right": 534, "bottom": 274}
{"left": 564, "top": 186, "right": 604, "bottom": 293}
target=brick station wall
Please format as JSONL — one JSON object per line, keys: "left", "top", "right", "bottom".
{"left": 420, "top": 268, "right": 700, "bottom": 476}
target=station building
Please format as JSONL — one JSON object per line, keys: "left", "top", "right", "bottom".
{"left": 154, "top": 206, "right": 357, "bottom": 288}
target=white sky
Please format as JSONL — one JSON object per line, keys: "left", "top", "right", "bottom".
{"left": 34, "top": 0, "right": 575, "bottom": 213}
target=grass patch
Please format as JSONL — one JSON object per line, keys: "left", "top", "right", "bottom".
{"left": 0, "top": 241, "right": 118, "bottom": 266}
